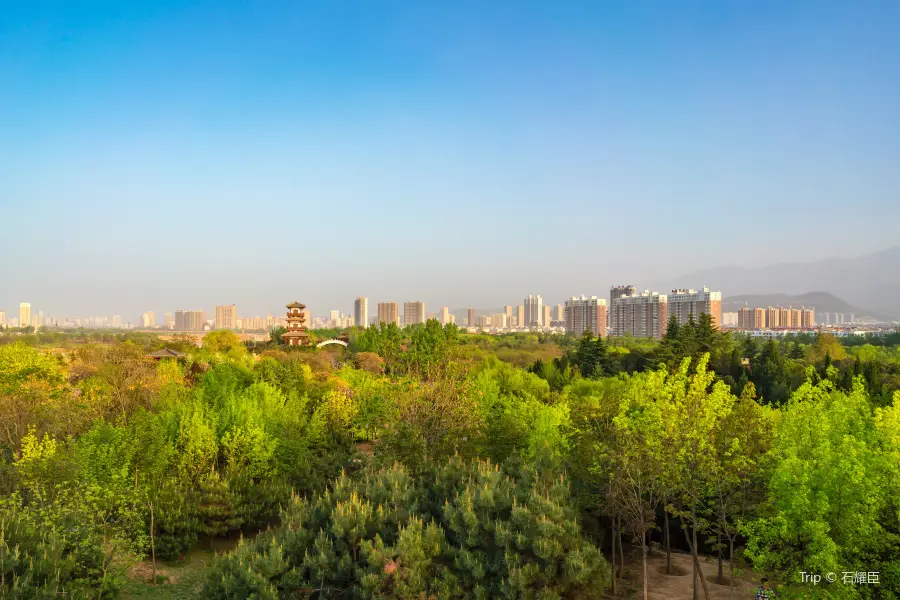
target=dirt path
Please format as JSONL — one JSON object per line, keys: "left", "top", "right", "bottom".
{"left": 615, "top": 547, "right": 761, "bottom": 599}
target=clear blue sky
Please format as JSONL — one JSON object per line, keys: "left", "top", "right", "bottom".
{"left": 2, "top": 0, "right": 898, "bottom": 320}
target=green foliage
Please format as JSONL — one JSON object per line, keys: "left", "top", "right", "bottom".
{"left": 3, "top": 324, "right": 900, "bottom": 598}
{"left": 201, "top": 457, "right": 609, "bottom": 599}
{"left": 743, "top": 380, "right": 900, "bottom": 596}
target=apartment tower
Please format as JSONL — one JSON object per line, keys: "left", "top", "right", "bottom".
{"left": 667, "top": 287, "right": 723, "bottom": 328}
{"left": 19, "top": 303, "right": 31, "bottom": 330}
{"left": 354, "top": 297, "right": 368, "bottom": 328}
{"left": 403, "top": 301, "right": 426, "bottom": 327}
{"left": 611, "top": 291, "right": 667, "bottom": 339}
{"left": 215, "top": 305, "right": 237, "bottom": 329}
{"left": 377, "top": 302, "right": 400, "bottom": 326}
{"left": 565, "top": 296, "right": 608, "bottom": 337}
{"left": 524, "top": 295, "right": 543, "bottom": 328}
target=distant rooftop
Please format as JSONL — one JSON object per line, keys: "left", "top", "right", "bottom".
{"left": 145, "top": 347, "right": 186, "bottom": 359}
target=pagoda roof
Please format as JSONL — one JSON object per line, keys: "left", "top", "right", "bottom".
{"left": 145, "top": 347, "right": 186, "bottom": 359}
{"left": 286, "top": 301, "right": 306, "bottom": 309}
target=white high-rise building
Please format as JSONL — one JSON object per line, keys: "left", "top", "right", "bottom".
{"left": 0, "top": 311, "right": 6, "bottom": 326}
{"left": 354, "top": 297, "right": 368, "bottom": 328}
{"left": 524, "top": 295, "right": 543, "bottom": 328}
{"left": 611, "top": 291, "right": 668, "bottom": 339}
{"left": 439, "top": 306, "right": 451, "bottom": 325}
{"left": 19, "top": 303, "right": 31, "bottom": 329}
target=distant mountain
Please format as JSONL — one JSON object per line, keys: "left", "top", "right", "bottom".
{"left": 656, "top": 246, "right": 900, "bottom": 321}
{"left": 723, "top": 292, "right": 877, "bottom": 317}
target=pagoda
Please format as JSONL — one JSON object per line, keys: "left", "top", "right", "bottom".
{"left": 281, "top": 302, "right": 310, "bottom": 347}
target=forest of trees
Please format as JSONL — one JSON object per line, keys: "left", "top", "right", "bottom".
{"left": 0, "top": 319, "right": 898, "bottom": 599}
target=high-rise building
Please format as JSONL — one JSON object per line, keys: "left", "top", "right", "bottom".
{"left": 667, "top": 287, "right": 723, "bottom": 328}
{"left": 543, "top": 305, "right": 552, "bottom": 328}
{"left": 565, "top": 296, "right": 608, "bottom": 337}
{"left": 468, "top": 308, "right": 475, "bottom": 327}
{"left": 516, "top": 305, "right": 524, "bottom": 329}
{"left": 555, "top": 304, "right": 564, "bottom": 322}
{"left": 477, "top": 315, "right": 490, "bottom": 329}
{"left": 19, "top": 303, "right": 31, "bottom": 330}
{"left": 354, "top": 297, "right": 368, "bottom": 328}
{"left": 439, "top": 306, "right": 451, "bottom": 324}
{"left": 524, "top": 295, "right": 543, "bottom": 328}
{"left": 766, "top": 307, "right": 781, "bottom": 329}
{"left": 721, "top": 312, "right": 738, "bottom": 327}
{"left": 403, "top": 301, "right": 426, "bottom": 327}
{"left": 491, "top": 313, "right": 507, "bottom": 330}
{"left": 753, "top": 308, "right": 766, "bottom": 329}
{"left": 801, "top": 308, "right": 815, "bottom": 329}
{"left": 504, "top": 305, "right": 513, "bottom": 320}
{"left": 778, "top": 307, "right": 791, "bottom": 328}
{"left": 141, "top": 311, "right": 156, "bottom": 328}
{"left": 377, "top": 302, "right": 400, "bottom": 326}
{"left": 175, "top": 310, "right": 204, "bottom": 330}
{"left": 215, "top": 305, "right": 237, "bottom": 329}
{"left": 611, "top": 291, "right": 668, "bottom": 339}
{"left": 164, "top": 312, "right": 174, "bottom": 329}
{"left": 0, "top": 311, "right": 6, "bottom": 326}
{"left": 609, "top": 286, "right": 637, "bottom": 332}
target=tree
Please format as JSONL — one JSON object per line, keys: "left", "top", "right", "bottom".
{"left": 204, "top": 330, "right": 245, "bottom": 354}
{"left": 662, "top": 355, "right": 732, "bottom": 600}
{"left": 751, "top": 340, "right": 791, "bottom": 406}
{"left": 269, "top": 326, "right": 286, "bottom": 345}
{"left": 704, "top": 382, "right": 771, "bottom": 597}
{"left": 201, "top": 458, "right": 609, "bottom": 599}
{"left": 603, "top": 371, "right": 667, "bottom": 600}
{"left": 572, "top": 329, "right": 610, "bottom": 378}
{"left": 0, "top": 343, "right": 70, "bottom": 454}
{"left": 743, "top": 380, "right": 897, "bottom": 596}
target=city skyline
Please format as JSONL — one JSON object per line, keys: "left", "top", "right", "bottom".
{"left": 3, "top": 2, "right": 899, "bottom": 319}
{"left": 4, "top": 279, "right": 890, "bottom": 330}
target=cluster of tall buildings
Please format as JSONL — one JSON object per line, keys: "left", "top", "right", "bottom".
{"left": 371, "top": 300, "right": 430, "bottom": 327}
{"left": 601, "top": 286, "right": 722, "bottom": 339}
{"left": 2, "top": 286, "right": 723, "bottom": 339}
{"left": 736, "top": 306, "right": 815, "bottom": 330}
{"left": 0, "top": 302, "right": 116, "bottom": 329}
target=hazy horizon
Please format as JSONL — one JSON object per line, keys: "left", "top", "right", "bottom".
{"left": 3, "top": 1, "right": 899, "bottom": 319}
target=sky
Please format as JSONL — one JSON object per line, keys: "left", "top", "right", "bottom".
{"left": 1, "top": 0, "right": 899, "bottom": 320}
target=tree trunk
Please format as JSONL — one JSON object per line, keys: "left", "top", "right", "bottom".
{"left": 683, "top": 521, "right": 711, "bottom": 600}
{"left": 665, "top": 512, "right": 671, "bottom": 575}
{"left": 611, "top": 519, "right": 617, "bottom": 595}
{"left": 618, "top": 517, "right": 624, "bottom": 579}
{"left": 717, "top": 538, "right": 723, "bottom": 584}
{"left": 642, "top": 530, "right": 649, "bottom": 600}
{"left": 728, "top": 537, "right": 735, "bottom": 600}
{"left": 149, "top": 501, "right": 157, "bottom": 585}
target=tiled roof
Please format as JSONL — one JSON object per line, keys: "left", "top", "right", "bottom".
{"left": 146, "top": 347, "right": 186, "bottom": 358}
